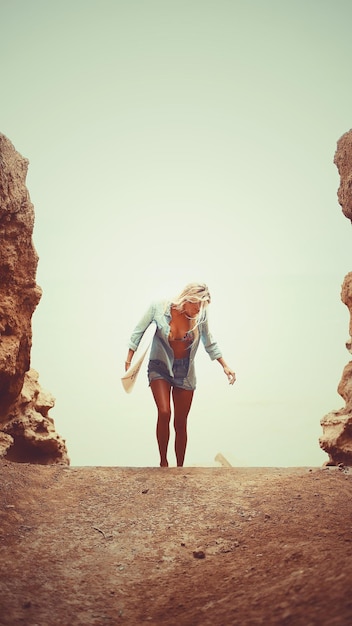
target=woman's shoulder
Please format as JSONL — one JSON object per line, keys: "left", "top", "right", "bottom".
{"left": 148, "top": 299, "right": 170, "bottom": 316}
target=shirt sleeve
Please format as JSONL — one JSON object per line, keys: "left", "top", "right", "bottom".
{"left": 128, "top": 302, "right": 156, "bottom": 351}
{"left": 200, "top": 318, "right": 222, "bottom": 360}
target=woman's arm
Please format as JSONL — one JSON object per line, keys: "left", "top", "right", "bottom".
{"left": 125, "top": 301, "right": 156, "bottom": 371}
{"left": 125, "top": 348, "right": 135, "bottom": 371}
{"left": 200, "top": 318, "right": 236, "bottom": 385}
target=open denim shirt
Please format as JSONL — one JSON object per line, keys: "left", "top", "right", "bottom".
{"left": 128, "top": 300, "right": 222, "bottom": 389}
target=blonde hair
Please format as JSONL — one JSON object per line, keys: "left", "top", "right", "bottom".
{"left": 172, "top": 282, "right": 211, "bottom": 325}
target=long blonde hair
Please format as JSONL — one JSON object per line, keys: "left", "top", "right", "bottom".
{"left": 172, "top": 282, "right": 211, "bottom": 326}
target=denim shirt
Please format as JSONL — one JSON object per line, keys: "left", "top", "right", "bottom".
{"left": 128, "top": 300, "right": 222, "bottom": 388}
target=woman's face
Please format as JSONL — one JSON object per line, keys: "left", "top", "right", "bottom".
{"left": 183, "top": 301, "right": 202, "bottom": 318}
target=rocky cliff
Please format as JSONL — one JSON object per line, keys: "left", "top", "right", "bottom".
{"left": 0, "top": 133, "right": 69, "bottom": 464}
{"left": 320, "top": 129, "right": 352, "bottom": 465}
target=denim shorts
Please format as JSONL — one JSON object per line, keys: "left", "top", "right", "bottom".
{"left": 148, "top": 358, "right": 195, "bottom": 391}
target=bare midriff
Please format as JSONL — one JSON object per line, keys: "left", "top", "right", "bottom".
{"left": 168, "top": 306, "right": 194, "bottom": 359}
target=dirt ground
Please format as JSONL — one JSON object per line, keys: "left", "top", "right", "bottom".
{"left": 1, "top": 460, "right": 352, "bottom": 626}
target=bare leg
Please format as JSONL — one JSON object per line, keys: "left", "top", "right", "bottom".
{"left": 150, "top": 379, "right": 172, "bottom": 467}
{"left": 172, "top": 387, "right": 194, "bottom": 467}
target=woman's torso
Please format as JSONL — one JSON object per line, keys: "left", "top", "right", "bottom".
{"left": 168, "top": 306, "right": 194, "bottom": 359}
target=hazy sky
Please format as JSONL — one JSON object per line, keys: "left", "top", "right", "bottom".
{"left": 2, "top": 0, "right": 352, "bottom": 467}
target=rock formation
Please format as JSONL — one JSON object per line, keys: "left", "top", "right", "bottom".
{"left": 334, "top": 130, "right": 352, "bottom": 222}
{"left": 320, "top": 129, "right": 352, "bottom": 465}
{"left": 0, "top": 133, "right": 69, "bottom": 464}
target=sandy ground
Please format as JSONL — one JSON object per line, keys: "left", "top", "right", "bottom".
{"left": 1, "top": 460, "right": 352, "bottom": 626}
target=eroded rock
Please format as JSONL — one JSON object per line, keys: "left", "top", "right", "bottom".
{"left": 0, "top": 133, "right": 69, "bottom": 464}
{"left": 320, "top": 131, "right": 352, "bottom": 465}
{"left": 2, "top": 369, "right": 69, "bottom": 464}
{"left": 334, "top": 129, "right": 352, "bottom": 222}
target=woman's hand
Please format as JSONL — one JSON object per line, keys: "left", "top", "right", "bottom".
{"left": 217, "top": 357, "right": 236, "bottom": 385}
{"left": 223, "top": 366, "right": 236, "bottom": 385}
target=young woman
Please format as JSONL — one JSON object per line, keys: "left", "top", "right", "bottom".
{"left": 125, "top": 283, "right": 236, "bottom": 467}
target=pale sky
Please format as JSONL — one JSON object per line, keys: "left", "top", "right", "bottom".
{"left": 2, "top": 0, "right": 352, "bottom": 467}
